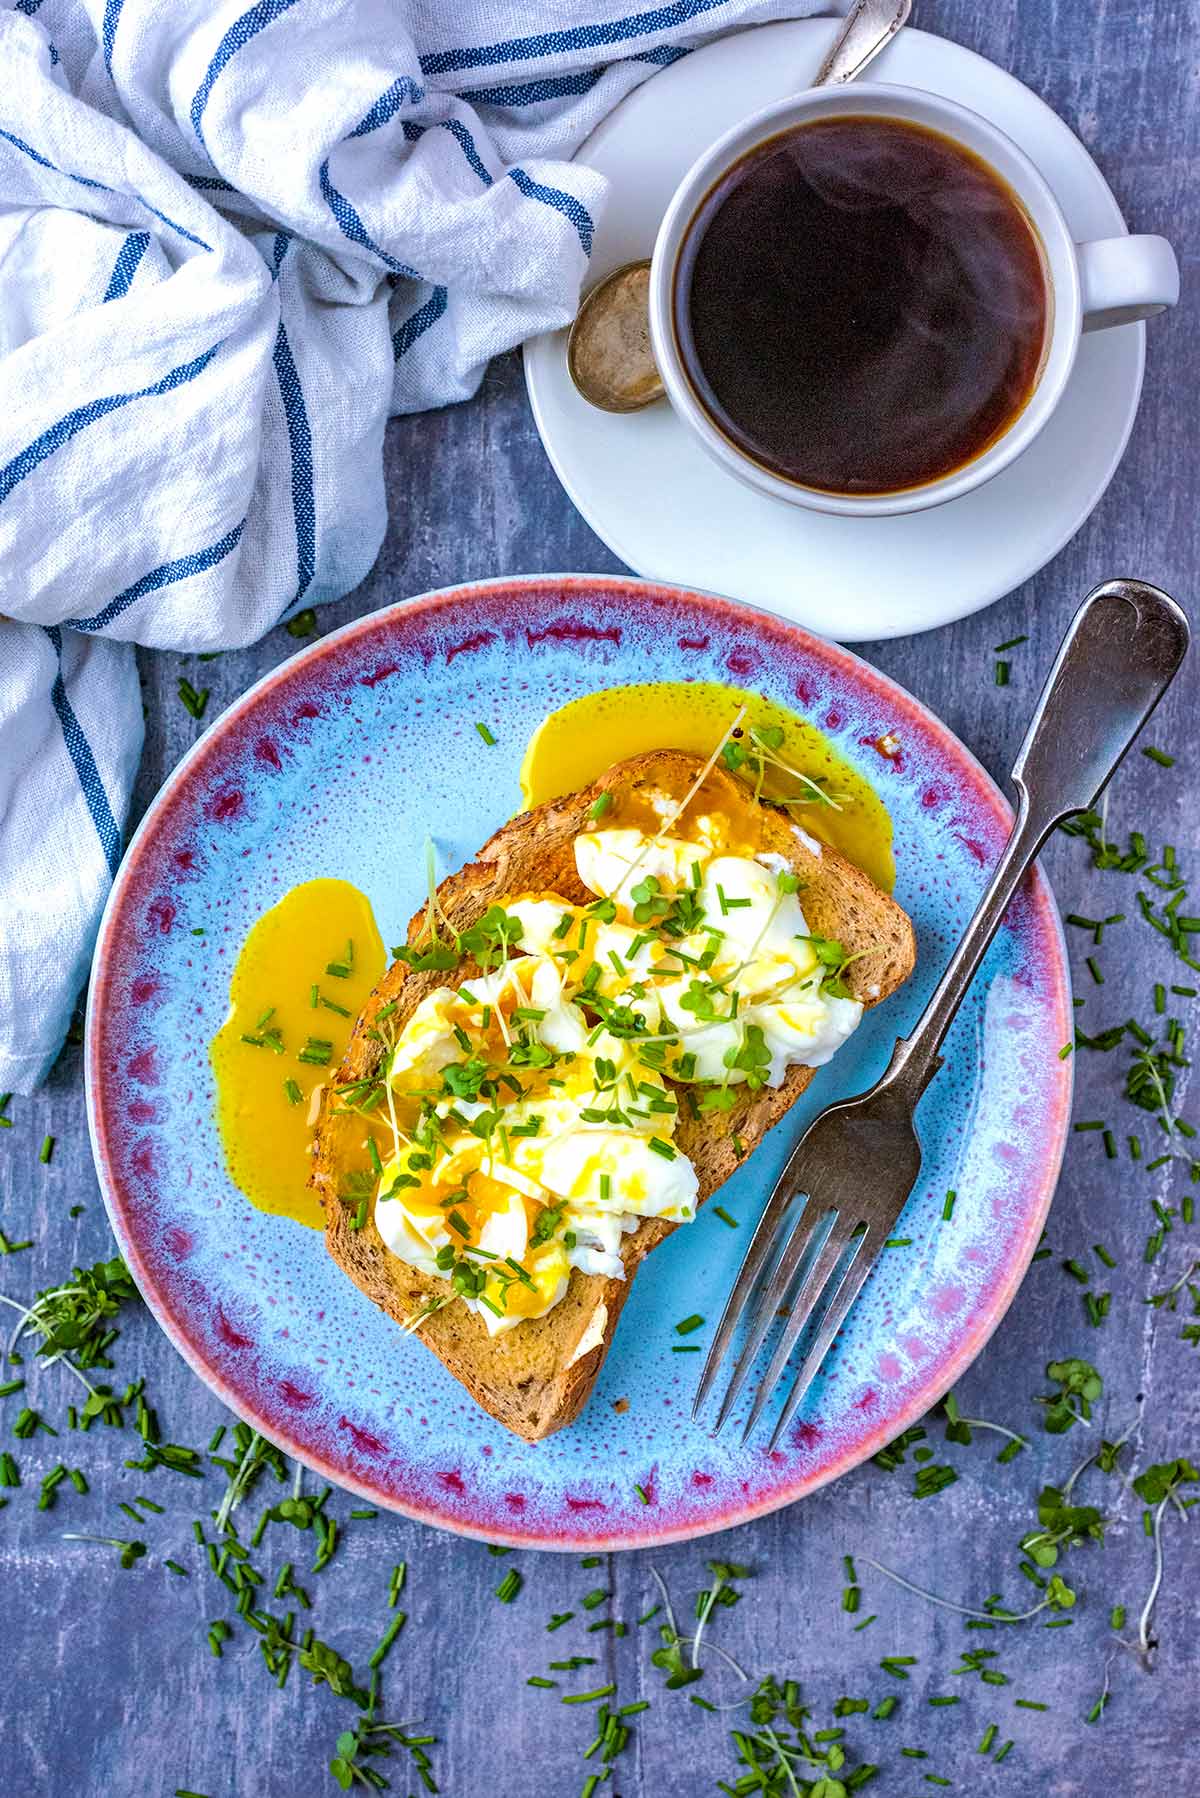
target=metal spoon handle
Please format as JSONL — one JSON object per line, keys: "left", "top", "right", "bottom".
{"left": 812, "top": 0, "right": 912, "bottom": 87}
{"left": 885, "top": 579, "right": 1189, "bottom": 1100}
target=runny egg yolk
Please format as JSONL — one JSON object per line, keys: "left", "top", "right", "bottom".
{"left": 211, "top": 879, "right": 386, "bottom": 1229}
{"left": 519, "top": 679, "right": 893, "bottom": 892}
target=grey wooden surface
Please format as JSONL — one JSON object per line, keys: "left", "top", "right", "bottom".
{"left": 3, "top": 4, "right": 1198, "bottom": 1794}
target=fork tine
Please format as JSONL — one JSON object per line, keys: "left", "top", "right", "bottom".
{"left": 766, "top": 1231, "right": 877, "bottom": 1451}
{"left": 739, "top": 1215, "right": 862, "bottom": 1443}
{"left": 707, "top": 1200, "right": 835, "bottom": 1437}
{"left": 692, "top": 1141, "right": 822, "bottom": 1420}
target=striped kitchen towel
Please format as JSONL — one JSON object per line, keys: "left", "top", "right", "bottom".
{"left": 0, "top": 0, "right": 827, "bottom": 1091}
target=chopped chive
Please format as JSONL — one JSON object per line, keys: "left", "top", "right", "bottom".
{"left": 368, "top": 1612, "right": 407, "bottom": 1669}
{"left": 283, "top": 1079, "right": 303, "bottom": 1106}
{"left": 547, "top": 1612, "right": 574, "bottom": 1631}
{"left": 475, "top": 721, "right": 497, "bottom": 746}
{"left": 1142, "top": 746, "right": 1175, "bottom": 768}
{"left": 713, "top": 1205, "right": 738, "bottom": 1228}
{"left": 1086, "top": 956, "right": 1104, "bottom": 985}
{"left": 562, "top": 1685, "right": 617, "bottom": 1705}
{"left": 527, "top": 1676, "right": 556, "bottom": 1689}
{"left": 993, "top": 634, "right": 1028, "bottom": 652}
{"left": 285, "top": 608, "right": 317, "bottom": 638}
{"left": 177, "top": 677, "right": 209, "bottom": 721}
{"left": 994, "top": 661, "right": 1010, "bottom": 686}
{"left": 942, "top": 1189, "right": 957, "bottom": 1222}
{"left": 587, "top": 792, "right": 613, "bottom": 822}
{"left": 39, "top": 1135, "right": 55, "bottom": 1165}
{"left": 674, "top": 1314, "right": 704, "bottom": 1336}
{"left": 495, "top": 1569, "right": 523, "bottom": 1603}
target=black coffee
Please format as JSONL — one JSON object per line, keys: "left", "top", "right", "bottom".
{"left": 674, "top": 116, "right": 1048, "bottom": 496}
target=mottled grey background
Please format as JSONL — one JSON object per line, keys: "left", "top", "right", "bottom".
{"left": 3, "top": 2, "right": 1198, "bottom": 1793}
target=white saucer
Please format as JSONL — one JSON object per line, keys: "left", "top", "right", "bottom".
{"left": 524, "top": 21, "right": 1145, "bottom": 642}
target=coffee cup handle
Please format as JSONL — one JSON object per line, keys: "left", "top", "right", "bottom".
{"left": 1076, "top": 234, "right": 1179, "bottom": 332}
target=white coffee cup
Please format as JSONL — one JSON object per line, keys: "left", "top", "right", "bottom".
{"left": 647, "top": 84, "right": 1179, "bottom": 518}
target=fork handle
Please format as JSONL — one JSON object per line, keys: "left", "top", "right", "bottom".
{"left": 883, "top": 579, "right": 1189, "bottom": 1102}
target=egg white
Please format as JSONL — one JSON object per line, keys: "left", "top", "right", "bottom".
{"left": 375, "top": 824, "right": 864, "bottom": 1332}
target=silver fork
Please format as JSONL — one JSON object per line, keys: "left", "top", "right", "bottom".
{"left": 695, "top": 579, "right": 1189, "bottom": 1449}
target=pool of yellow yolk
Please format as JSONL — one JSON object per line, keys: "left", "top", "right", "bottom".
{"left": 518, "top": 680, "right": 894, "bottom": 892}
{"left": 211, "top": 879, "right": 386, "bottom": 1229}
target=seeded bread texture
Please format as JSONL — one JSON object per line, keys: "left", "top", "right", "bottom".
{"left": 312, "top": 750, "right": 916, "bottom": 1441}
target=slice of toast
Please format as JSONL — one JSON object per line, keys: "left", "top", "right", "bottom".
{"left": 311, "top": 750, "right": 915, "bottom": 1441}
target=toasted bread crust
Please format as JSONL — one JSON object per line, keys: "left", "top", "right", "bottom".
{"left": 311, "top": 750, "right": 915, "bottom": 1440}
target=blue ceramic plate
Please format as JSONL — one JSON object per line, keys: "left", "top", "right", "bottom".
{"left": 87, "top": 576, "right": 1071, "bottom": 1549}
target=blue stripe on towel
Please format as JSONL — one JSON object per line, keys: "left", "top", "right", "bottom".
{"left": 0, "top": 128, "right": 213, "bottom": 251}
{"left": 470, "top": 68, "right": 605, "bottom": 107}
{"left": 43, "top": 627, "right": 122, "bottom": 877}
{"left": 349, "top": 76, "right": 426, "bottom": 139}
{"left": 67, "top": 520, "right": 247, "bottom": 633}
{"left": 136, "top": 198, "right": 213, "bottom": 252}
{"left": 440, "top": 118, "right": 493, "bottom": 185}
{"left": 184, "top": 173, "right": 237, "bottom": 193}
{"left": 0, "top": 343, "right": 221, "bottom": 507}
{"left": 392, "top": 284, "right": 448, "bottom": 359}
{"left": 272, "top": 324, "right": 316, "bottom": 603}
{"left": 420, "top": 0, "right": 732, "bottom": 74}
{"left": 190, "top": 0, "right": 301, "bottom": 146}
{"left": 102, "top": 231, "right": 150, "bottom": 302}
{"left": 507, "top": 167, "right": 593, "bottom": 255}
{"left": 0, "top": 126, "right": 109, "bottom": 191}
{"left": 101, "top": 0, "right": 125, "bottom": 72}
{"left": 318, "top": 160, "right": 421, "bottom": 277}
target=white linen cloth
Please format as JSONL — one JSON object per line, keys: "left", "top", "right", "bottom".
{"left": 0, "top": 0, "right": 828, "bottom": 1091}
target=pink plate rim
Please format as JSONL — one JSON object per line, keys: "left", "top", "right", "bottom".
{"left": 85, "top": 573, "right": 1073, "bottom": 1550}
